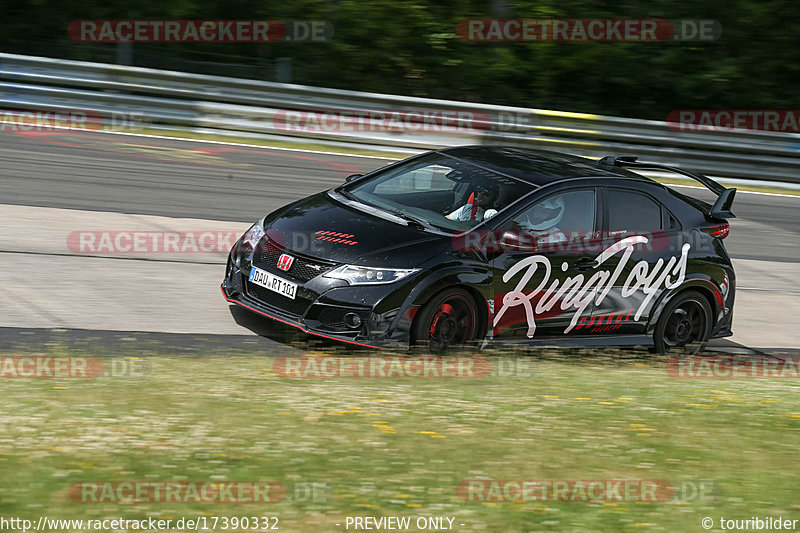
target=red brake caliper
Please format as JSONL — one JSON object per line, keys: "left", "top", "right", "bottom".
{"left": 429, "top": 303, "right": 455, "bottom": 336}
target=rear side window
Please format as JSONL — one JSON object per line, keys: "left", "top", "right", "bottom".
{"left": 607, "top": 189, "right": 662, "bottom": 232}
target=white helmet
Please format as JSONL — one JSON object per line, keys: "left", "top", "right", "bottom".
{"left": 526, "top": 196, "right": 565, "bottom": 230}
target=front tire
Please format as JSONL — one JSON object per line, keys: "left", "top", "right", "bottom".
{"left": 653, "top": 290, "right": 712, "bottom": 354}
{"left": 412, "top": 288, "right": 479, "bottom": 353}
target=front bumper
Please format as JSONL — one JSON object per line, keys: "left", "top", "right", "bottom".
{"left": 222, "top": 248, "right": 412, "bottom": 349}
{"left": 221, "top": 284, "right": 389, "bottom": 349}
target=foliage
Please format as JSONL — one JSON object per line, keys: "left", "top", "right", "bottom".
{"left": 1, "top": 0, "right": 798, "bottom": 119}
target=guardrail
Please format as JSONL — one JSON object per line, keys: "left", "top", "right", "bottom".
{"left": 1, "top": 52, "right": 798, "bottom": 182}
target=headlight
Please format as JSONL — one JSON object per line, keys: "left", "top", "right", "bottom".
{"left": 324, "top": 265, "right": 419, "bottom": 285}
{"left": 241, "top": 221, "right": 265, "bottom": 251}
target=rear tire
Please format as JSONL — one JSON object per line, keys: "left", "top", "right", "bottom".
{"left": 653, "top": 290, "right": 712, "bottom": 354}
{"left": 412, "top": 288, "right": 479, "bottom": 353}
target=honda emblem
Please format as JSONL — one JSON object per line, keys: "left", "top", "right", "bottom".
{"left": 277, "top": 253, "right": 294, "bottom": 271}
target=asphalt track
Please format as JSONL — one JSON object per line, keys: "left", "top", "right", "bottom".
{"left": 0, "top": 129, "right": 798, "bottom": 353}
{"left": 0, "top": 130, "right": 371, "bottom": 221}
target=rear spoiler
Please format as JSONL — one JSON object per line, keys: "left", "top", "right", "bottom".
{"left": 598, "top": 155, "right": 736, "bottom": 219}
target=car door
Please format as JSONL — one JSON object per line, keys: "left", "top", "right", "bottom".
{"left": 490, "top": 187, "right": 603, "bottom": 340}
{"left": 587, "top": 186, "right": 688, "bottom": 335}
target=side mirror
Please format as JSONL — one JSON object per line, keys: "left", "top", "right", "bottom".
{"left": 498, "top": 230, "right": 539, "bottom": 252}
{"left": 345, "top": 173, "right": 363, "bottom": 183}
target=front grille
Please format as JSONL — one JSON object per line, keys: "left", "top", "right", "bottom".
{"left": 256, "top": 238, "right": 336, "bottom": 282}
{"left": 244, "top": 281, "right": 312, "bottom": 317}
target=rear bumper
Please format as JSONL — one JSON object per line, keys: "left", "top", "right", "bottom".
{"left": 712, "top": 328, "right": 733, "bottom": 339}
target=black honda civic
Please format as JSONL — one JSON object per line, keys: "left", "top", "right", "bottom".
{"left": 222, "top": 146, "right": 736, "bottom": 353}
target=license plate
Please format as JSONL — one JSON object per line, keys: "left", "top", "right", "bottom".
{"left": 248, "top": 267, "right": 298, "bottom": 300}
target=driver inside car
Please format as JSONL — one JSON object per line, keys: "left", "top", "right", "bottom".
{"left": 518, "top": 196, "right": 568, "bottom": 244}
{"left": 446, "top": 183, "right": 499, "bottom": 222}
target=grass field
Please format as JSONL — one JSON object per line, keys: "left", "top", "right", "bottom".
{"left": 1, "top": 346, "right": 799, "bottom": 532}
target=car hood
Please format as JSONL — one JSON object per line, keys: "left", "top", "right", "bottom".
{"left": 262, "top": 192, "right": 449, "bottom": 268}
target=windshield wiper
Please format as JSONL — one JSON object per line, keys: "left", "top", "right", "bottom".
{"left": 338, "top": 188, "right": 359, "bottom": 202}
{"left": 386, "top": 210, "right": 438, "bottom": 232}
{"left": 334, "top": 189, "right": 440, "bottom": 232}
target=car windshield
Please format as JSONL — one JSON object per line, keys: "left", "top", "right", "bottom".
{"left": 339, "top": 152, "right": 536, "bottom": 232}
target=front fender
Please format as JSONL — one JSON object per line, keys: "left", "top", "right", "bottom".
{"left": 387, "top": 262, "right": 493, "bottom": 344}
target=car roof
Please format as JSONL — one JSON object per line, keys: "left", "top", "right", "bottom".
{"left": 436, "top": 145, "right": 656, "bottom": 187}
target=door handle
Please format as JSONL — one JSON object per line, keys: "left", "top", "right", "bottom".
{"left": 575, "top": 257, "right": 599, "bottom": 271}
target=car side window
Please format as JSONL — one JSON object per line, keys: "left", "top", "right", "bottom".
{"left": 607, "top": 189, "right": 662, "bottom": 233}
{"left": 509, "top": 189, "right": 596, "bottom": 234}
